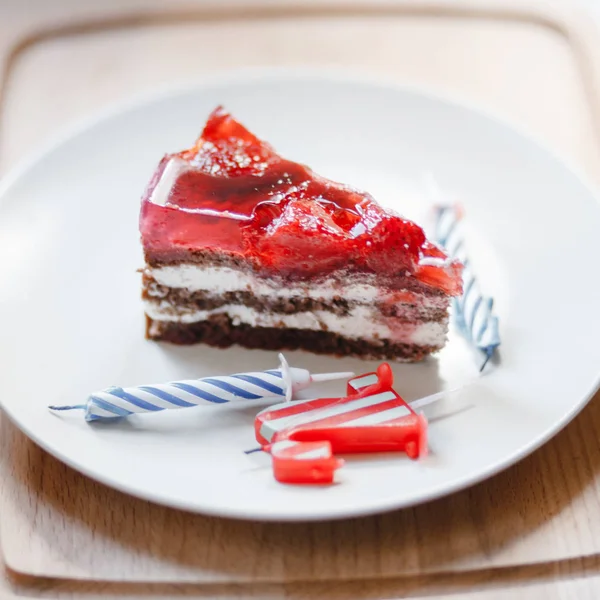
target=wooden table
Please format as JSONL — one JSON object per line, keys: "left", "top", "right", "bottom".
{"left": 2, "top": 0, "right": 600, "bottom": 597}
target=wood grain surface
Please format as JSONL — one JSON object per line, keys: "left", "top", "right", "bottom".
{"left": 2, "top": 0, "right": 600, "bottom": 597}
{"left": 3, "top": 1, "right": 600, "bottom": 176}
{"left": 2, "top": 396, "right": 600, "bottom": 584}
{"left": 4, "top": 548, "right": 600, "bottom": 598}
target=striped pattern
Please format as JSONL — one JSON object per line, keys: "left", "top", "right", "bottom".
{"left": 49, "top": 358, "right": 356, "bottom": 423}
{"left": 270, "top": 440, "right": 332, "bottom": 460}
{"left": 347, "top": 373, "right": 379, "bottom": 394}
{"left": 82, "top": 370, "right": 285, "bottom": 422}
{"left": 268, "top": 439, "right": 342, "bottom": 484}
{"left": 256, "top": 376, "right": 415, "bottom": 445}
{"left": 434, "top": 205, "right": 500, "bottom": 369}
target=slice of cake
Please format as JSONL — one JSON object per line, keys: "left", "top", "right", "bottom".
{"left": 140, "top": 107, "right": 462, "bottom": 361}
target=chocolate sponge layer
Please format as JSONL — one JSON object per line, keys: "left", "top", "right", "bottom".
{"left": 143, "top": 275, "right": 448, "bottom": 322}
{"left": 146, "top": 315, "right": 440, "bottom": 362}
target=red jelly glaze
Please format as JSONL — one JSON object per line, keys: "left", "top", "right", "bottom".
{"left": 140, "top": 107, "right": 462, "bottom": 294}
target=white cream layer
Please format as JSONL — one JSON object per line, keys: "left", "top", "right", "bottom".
{"left": 144, "top": 301, "right": 447, "bottom": 346}
{"left": 145, "top": 265, "right": 448, "bottom": 309}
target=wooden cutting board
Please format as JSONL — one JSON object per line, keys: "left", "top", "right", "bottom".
{"left": 2, "top": 555, "right": 600, "bottom": 599}
{"left": 2, "top": 0, "right": 600, "bottom": 587}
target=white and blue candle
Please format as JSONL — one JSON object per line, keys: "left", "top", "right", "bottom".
{"left": 49, "top": 354, "right": 354, "bottom": 422}
{"left": 434, "top": 205, "right": 500, "bottom": 370}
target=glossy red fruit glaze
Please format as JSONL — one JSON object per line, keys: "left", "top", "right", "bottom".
{"left": 248, "top": 197, "right": 360, "bottom": 273}
{"left": 140, "top": 107, "right": 462, "bottom": 294}
{"left": 415, "top": 242, "right": 463, "bottom": 296}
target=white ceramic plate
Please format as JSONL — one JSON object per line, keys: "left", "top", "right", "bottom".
{"left": 2, "top": 71, "right": 600, "bottom": 521}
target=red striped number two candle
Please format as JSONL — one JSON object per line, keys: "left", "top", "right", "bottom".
{"left": 254, "top": 363, "right": 428, "bottom": 484}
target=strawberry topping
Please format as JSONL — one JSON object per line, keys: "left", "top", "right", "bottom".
{"left": 140, "top": 107, "right": 462, "bottom": 294}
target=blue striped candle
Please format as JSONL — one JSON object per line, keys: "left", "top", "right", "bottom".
{"left": 434, "top": 205, "right": 500, "bottom": 370}
{"left": 49, "top": 354, "right": 354, "bottom": 422}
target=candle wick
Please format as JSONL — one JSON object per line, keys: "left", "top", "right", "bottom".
{"left": 48, "top": 404, "right": 86, "bottom": 411}
{"left": 479, "top": 349, "right": 494, "bottom": 372}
